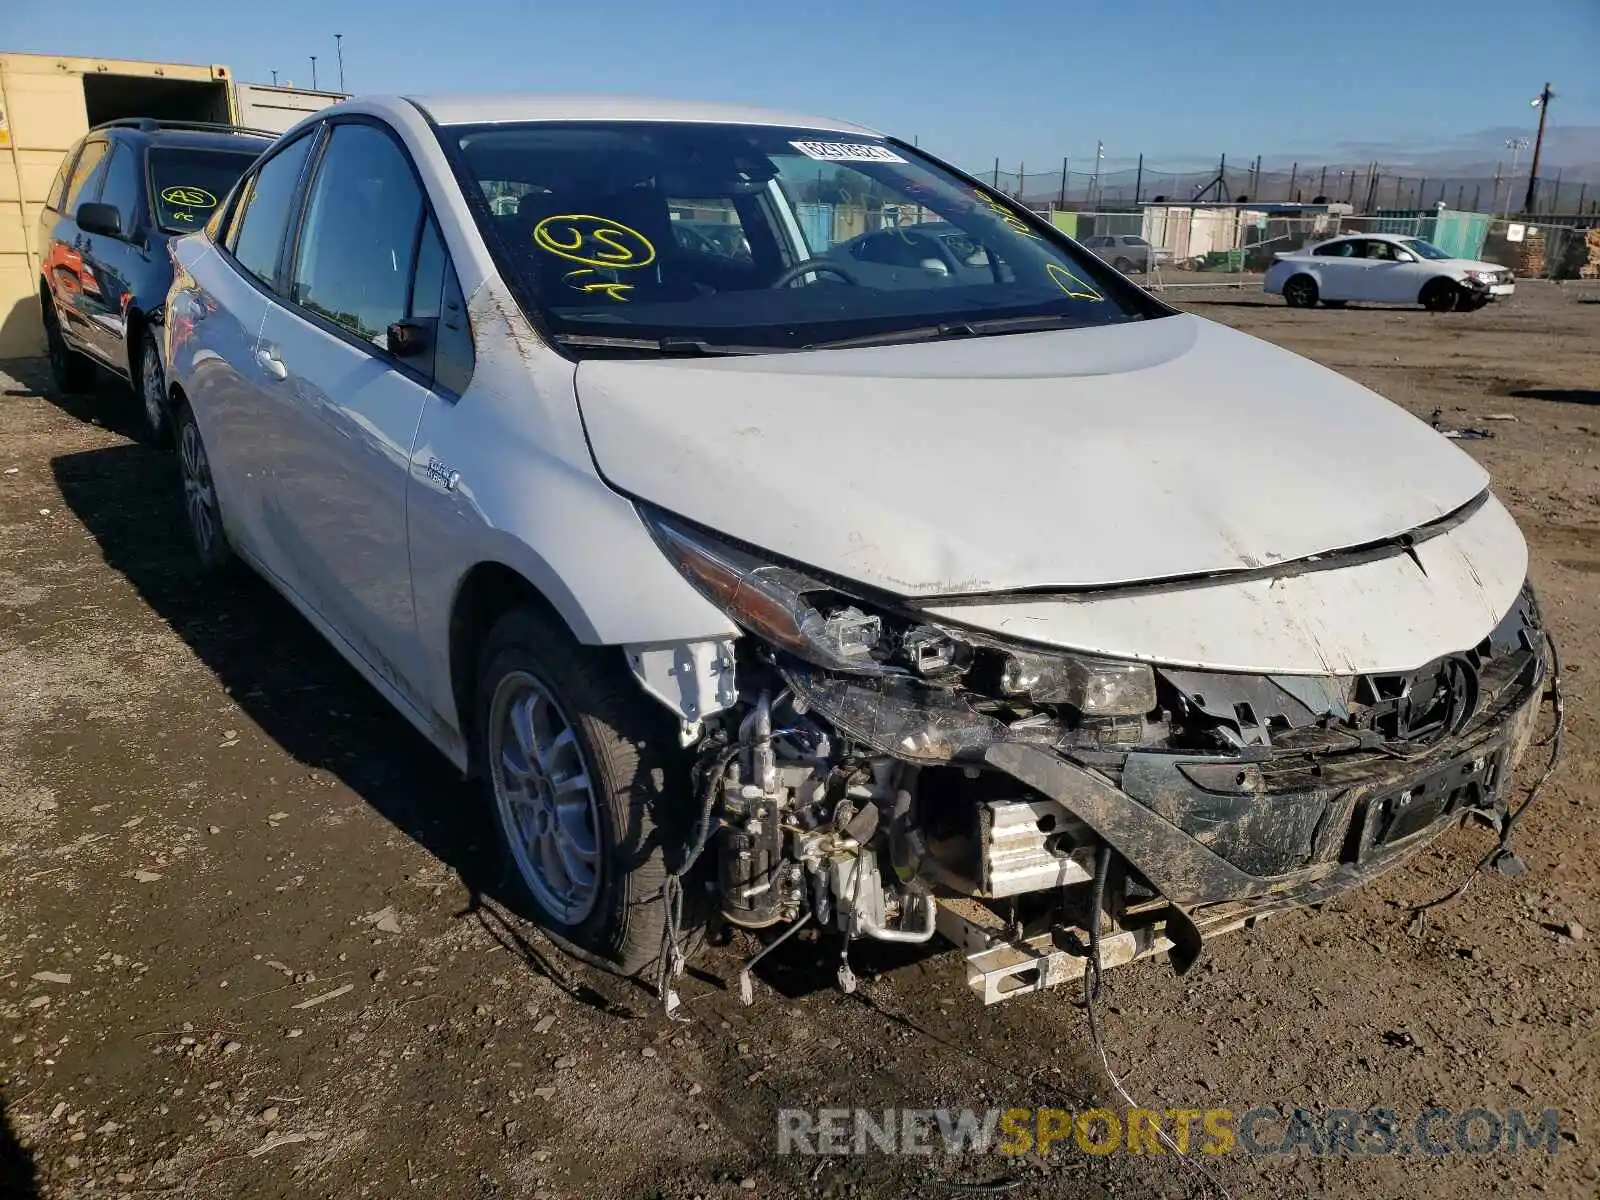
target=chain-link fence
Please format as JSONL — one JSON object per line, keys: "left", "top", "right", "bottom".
{"left": 974, "top": 157, "right": 1600, "bottom": 218}
{"left": 1035, "top": 206, "right": 1599, "bottom": 288}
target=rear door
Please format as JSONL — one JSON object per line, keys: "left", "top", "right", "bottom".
{"left": 44, "top": 137, "right": 111, "bottom": 352}
{"left": 1309, "top": 238, "right": 1361, "bottom": 300}
{"left": 252, "top": 119, "right": 437, "bottom": 691}
{"left": 177, "top": 128, "right": 321, "bottom": 563}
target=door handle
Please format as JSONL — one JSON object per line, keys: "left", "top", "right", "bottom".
{"left": 256, "top": 346, "right": 288, "bottom": 380}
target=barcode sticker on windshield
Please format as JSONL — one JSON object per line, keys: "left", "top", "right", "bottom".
{"left": 790, "top": 140, "right": 905, "bottom": 164}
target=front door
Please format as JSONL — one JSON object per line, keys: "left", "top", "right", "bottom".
{"left": 254, "top": 120, "right": 436, "bottom": 693}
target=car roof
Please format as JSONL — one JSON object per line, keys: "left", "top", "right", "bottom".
{"left": 104, "top": 127, "right": 273, "bottom": 154}
{"left": 404, "top": 93, "right": 879, "bottom": 136}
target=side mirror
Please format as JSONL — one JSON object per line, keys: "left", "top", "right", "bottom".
{"left": 387, "top": 319, "right": 432, "bottom": 358}
{"left": 1394, "top": 251, "right": 1417, "bottom": 263}
{"left": 77, "top": 202, "right": 122, "bottom": 238}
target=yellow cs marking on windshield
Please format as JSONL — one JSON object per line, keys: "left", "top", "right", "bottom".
{"left": 973, "top": 189, "right": 1040, "bottom": 239}
{"left": 534, "top": 215, "right": 656, "bottom": 269}
{"left": 1046, "top": 263, "right": 1103, "bottom": 300}
{"left": 160, "top": 185, "right": 217, "bottom": 208}
{"left": 563, "top": 269, "right": 634, "bottom": 302}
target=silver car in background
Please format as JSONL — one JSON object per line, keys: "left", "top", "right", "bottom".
{"left": 163, "top": 95, "right": 1551, "bottom": 1008}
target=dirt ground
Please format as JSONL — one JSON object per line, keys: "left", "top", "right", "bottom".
{"left": 1, "top": 282, "right": 1597, "bottom": 1200}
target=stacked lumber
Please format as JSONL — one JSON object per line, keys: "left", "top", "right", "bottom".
{"left": 1580, "top": 229, "right": 1600, "bottom": 280}
{"left": 1515, "top": 228, "right": 1547, "bottom": 276}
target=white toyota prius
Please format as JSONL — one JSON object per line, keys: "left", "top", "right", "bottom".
{"left": 162, "top": 95, "right": 1555, "bottom": 1006}
{"left": 1264, "top": 232, "right": 1516, "bottom": 311}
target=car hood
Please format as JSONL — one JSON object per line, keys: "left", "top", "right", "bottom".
{"left": 575, "top": 313, "right": 1489, "bottom": 597}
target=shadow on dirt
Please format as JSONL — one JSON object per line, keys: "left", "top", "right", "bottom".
{"left": 1507, "top": 387, "right": 1600, "bottom": 406}
{"left": 50, "top": 436, "right": 913, "bottom": 1010}
{"left": 0, "top": 1093, "right": 39, "bottom": 1200}
{"left": 8, "top": 356, "right": 149, "bottom": 443}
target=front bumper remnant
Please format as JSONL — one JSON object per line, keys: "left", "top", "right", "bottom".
{"left": 950, "top": 640, "right": 1549, "bottom": 1003}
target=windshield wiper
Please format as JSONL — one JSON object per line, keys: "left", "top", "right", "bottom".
{"left": 553, "top": 333, "right": 780, "bottom": 356}
{"left": 803, "top": 312, "right": 1097, "bottom": 351}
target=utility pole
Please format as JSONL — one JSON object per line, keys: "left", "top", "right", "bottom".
{"left": 1058, "top": 156, "right": 1068, "bottom": 207}
{"left": 335, "top": 33, "right": 345, "bottom": 91}
{"left": 1523, "top": 82, "right": 1553, "bottom": 214}
{"left": 1133, "top": 153, "right": 1143, "bottom": 204}
{"left": 1091, "top": 140, "right": 1104, "bottom": 210}
{"left": 1502, "top": 138, "right": 1528, "bottom": 217}
{"left": 310, "top": 55, "right": 318, "bottom": 90}
{"left": 270, "top": 69, "right": 278, "bottom": 85}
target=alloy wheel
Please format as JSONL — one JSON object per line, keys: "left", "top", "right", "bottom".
{"left": 141, "top": 340, "right": 166, "bottom": 436}
{"left": 489, "top": 672, "right": 603, "bottom": 925}
{"left": 179, "top": 420, "right": 219, "bottom": 557}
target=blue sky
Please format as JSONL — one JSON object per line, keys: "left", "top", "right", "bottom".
{"left": 8, "top": 0, "right": 1599, "bottom": 174}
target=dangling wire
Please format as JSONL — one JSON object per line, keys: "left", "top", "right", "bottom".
{"left": 1407, "top": 635, "right": 1565, "bottom": 935}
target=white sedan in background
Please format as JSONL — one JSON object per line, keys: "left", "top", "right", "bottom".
{"left": 1264, "top": 233, "right": 1514, "bottom": 312}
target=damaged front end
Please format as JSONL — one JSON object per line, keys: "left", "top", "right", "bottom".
{"left": 631, "top": 514, "right": 1553, "bottom": 1004}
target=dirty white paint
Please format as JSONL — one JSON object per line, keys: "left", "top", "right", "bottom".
{"left": 577, "top": 314, "right": 1489, "bottom": 596}
{"left": 926, "top": 495, "right": 1526, "bottom": 675}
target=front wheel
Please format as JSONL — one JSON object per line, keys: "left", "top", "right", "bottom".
{"left": 1112, "top": 256, "right": 1136, "bottom": 273}
{"left": 475, "top": 608, "right": 694, "bottom": 977}
{"left": 1282, "top": 274, "right": 1319, "bottom": 308}
{"left": 138, "top": 328, "right": 170, "bottom": 444}
{"left": 1420, "top": 278, "right": 1462, "bottom": 312}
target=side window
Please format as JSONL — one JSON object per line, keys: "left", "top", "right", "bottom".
{"left": 227, "top": 131, "right": 317, "bottom": 288}
{"left": 1313, "top": 240, "right": 1355, "bottom": 258}
{"left": 289, "top": 123, "right": 423, "bottom": 346}
{"left": 409, "top": 217, "right": 475, "bottom": 395}
{"left": 47, "top": 146, "right": 79, "bottom": 212}
{"left": 98, "top": 143, "right": 143, "bottom": 233}
{"left": 63, "top": 139, "right": 110, "bottom": 215}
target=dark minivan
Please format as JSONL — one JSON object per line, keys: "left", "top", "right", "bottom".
{"left": 37, "top": 118, "right": 272, "bottom": 439}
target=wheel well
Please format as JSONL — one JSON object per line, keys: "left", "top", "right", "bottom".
{"left": 448, "top": 562, "right": 569, "bottom": 775}
{"left": 125, "top": 309, "right": 148, "bottom": 378}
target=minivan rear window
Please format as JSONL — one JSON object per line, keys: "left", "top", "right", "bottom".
{"left": 149, "top": 149, "right": 261, "bottom": 233}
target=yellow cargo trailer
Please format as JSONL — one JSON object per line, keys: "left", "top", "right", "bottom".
{"left": 0, "top": 51, "right": 237, "bottom": 358}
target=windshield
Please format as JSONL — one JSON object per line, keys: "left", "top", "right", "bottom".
{"left": 148, "top": 148, "right": 260, "bottom": 233}
{"left": 449, "top": 122, "right": 1153, "bottom": 352}
{"left": 1401, "top": 238, "right": 1454, "bottom": 261}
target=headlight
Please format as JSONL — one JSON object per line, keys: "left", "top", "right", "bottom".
{"left": 648, "top": 512, "right": 1157, "bottom": 716}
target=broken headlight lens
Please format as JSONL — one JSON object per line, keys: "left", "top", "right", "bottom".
{"left": 648, "top": 514, "right": 897, "bottom": 673}
{"left": 649, "top": 513, "right": 1162, "bottom": 717}
{"left": 997, "top": 649, "right": 1157, "bottom": 716}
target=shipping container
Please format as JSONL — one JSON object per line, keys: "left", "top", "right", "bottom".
{"left": 0, "top": 51, "right": 347, "bottom": 359}
{"left": 234, "top": 82, "right": 345, "bottom": 134}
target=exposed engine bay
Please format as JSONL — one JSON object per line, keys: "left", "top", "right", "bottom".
{"left": 631, "top": 514, "right": 1555, "bottom": 1005}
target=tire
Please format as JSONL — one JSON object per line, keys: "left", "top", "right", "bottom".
{"left": 1420, "top": 278, "right": 1462, "bottom": 312}
{"left": 137, "top": 328, "right": 170, "bottom": 445}
{"left": 1461, "top": 295, "right": 1490, "bottom": 312}
{"left": 1282, "top": 274, "right": 1319, "bottom": 308}
{"left": 41, "top": 290, "right": 96, "bottom": 393}
{"left": 1112, "top": 256, "right": 1135, "bottom": 273}
{"left": 474, "top": 607, "right": 695, "bottom": 977}
{"left": 175, "top": 404, "right": 234, "bottom": 573}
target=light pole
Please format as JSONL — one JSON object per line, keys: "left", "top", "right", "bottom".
{"left": 310, "top": 55, "right": 318, "bottom": 90}
{"left": 1501, "top": 138, "right": 1528, "bottom": 217}
{"left": 1090, "top": 141, "right": 1104, "bottom": 210}
{"left": 335, "top": 34, "right": 345, "bottom": 92}
{"left": 270, "top": 69, "right": 278, "bottom": 85}
{"left": 1524, "top": 83, "right": 1554, "bottom": 214}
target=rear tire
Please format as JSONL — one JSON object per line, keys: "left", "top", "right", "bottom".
{"left": 42, "top": 290, "right": 96, "bottom": 393}
{"left": 1420, "top": 278, "right": 1462, "bottom": 312}
{"left": 1112, "top": 256, "right": 1135, "bottom": 273}
{"left": 1282, "top": 274, "right": 1319, "bottom": 308}
{"left": 175, "top": 404, "right": 234, "bottom": 573}
{"left": 474, "top": 607, "right": 698, "bottom": 977}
